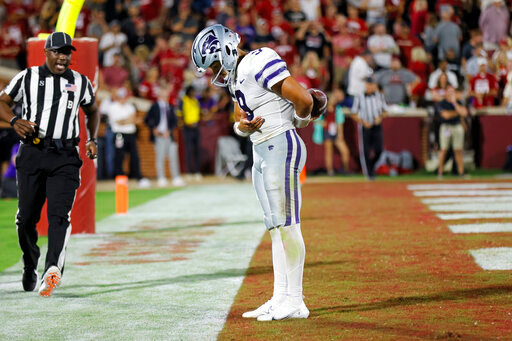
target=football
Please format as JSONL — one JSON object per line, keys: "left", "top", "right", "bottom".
{"left": 308, "top": 88, "right": 328, "bottom": 119}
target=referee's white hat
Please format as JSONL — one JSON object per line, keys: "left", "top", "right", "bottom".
{"left": 45, "top": 32, "right": 77, "bottom": 51}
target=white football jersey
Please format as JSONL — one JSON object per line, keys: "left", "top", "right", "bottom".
{"left": 229, "top": 47, "right": 295, "bottom": 145}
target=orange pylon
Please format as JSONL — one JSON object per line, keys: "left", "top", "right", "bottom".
{"left": 300, "top": 166, "right": 306, "bottom": 184}
{"left": 115, "top": 175, "right": 129, "bottom": 214}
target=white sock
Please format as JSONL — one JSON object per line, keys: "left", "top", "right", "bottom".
{"left": 269, "top": 228, "right": 287, "bottom": 303}
{"left": 280, "top": 223, "right": 306, "bottom": 304}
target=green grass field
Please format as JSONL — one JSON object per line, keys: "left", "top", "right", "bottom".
{"left": 0, "top": 187, "right": 176, "bottom": 272}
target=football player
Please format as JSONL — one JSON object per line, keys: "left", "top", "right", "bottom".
{"left": 192, "top": 24, "right": 326, "bottom": 321}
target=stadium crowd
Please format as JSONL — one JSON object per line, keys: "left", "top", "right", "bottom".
{"left": 1, "top": 0, "right": 512, "bottom": 183}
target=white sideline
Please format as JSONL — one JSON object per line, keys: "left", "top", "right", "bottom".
{"left": 0, "top": 184, "right": 265, "bottom": 340}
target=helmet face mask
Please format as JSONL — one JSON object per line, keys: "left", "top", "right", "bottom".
{"left": 192, "top": 24, "right": 241, "bottom": 87}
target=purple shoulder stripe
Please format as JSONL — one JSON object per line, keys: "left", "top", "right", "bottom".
{"left": 262, "top": 66, "right": 288, "bottom": 89}
{"left": 255, "top": 59, "right": 285, "bottom": 82}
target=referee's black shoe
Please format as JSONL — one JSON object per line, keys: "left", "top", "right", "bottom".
{"left": 22, "top": 268, "right": 38, "bottom": 291}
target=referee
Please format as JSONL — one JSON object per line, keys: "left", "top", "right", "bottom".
{"left": 0, "top": 32, "right": 99, "bottom": 296}
{"left": 351, "top": 75, "right": 387, "bottom": 180}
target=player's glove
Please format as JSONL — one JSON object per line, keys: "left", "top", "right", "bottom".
{"left": 308, "top": 88, "right": 328, "bottom": 119}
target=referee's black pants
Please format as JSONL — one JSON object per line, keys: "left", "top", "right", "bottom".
{"left": 359, "top": 124, "right": 383, "bottom": 178}
{"left": 15, "top": 143, "right": 82, "bottom": 274}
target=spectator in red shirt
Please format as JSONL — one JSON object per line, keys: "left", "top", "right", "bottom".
{"left": 138, "top": 66, "right": 161, "bottom": 102}
{"left": 395, "top": 23, "right": 422, "bottom": 67}
{"left": 320, "top": 4, "right": 339, "bottom": 37}
{"left": 301, "top": 50, "right": 329, "bottom": 90}
{"left": 332, "top": 15, "right": 362, "bottom": 89}
{"left": 256, "top": 0, "right": 283, "bottom": 23}
{"left": 74, "top": 6, "right": 91, "bottom": 38}
{"left": 410, "top": 47, "right": 431, "bottom": 80}
{"left": 100, "top": 53, "right": 130, "bottom": 90}
{"left": 346, "top": 5, "right": 368, "bottom": 38}
{"left": 151, "top": 35, "right": 187, "bottom": 86}
{"left": 1, "top": 12, "right": 26, "bottom": 48}
{"left": 0, "top": 24, "right": 21, "bottom": 69}
{"left": 274, "top": 32, "right": 299, "bottom": 66}
{"left": 270, "top": 10, "right": 295, "bottom": 41}
{"left": 410, "top": 0, "right": 428, "bottom": 37}
{"left": 470, "top": 58, "right": 498, "bottom": 108}
{"left": 290, "top": 63, "right": 312, "bottom": 89}
{"left": 140, "top": 0, "right": 163, "bottom": 23}
{"left": 237, "top": 0, "right": 255, "bottom": 15}
{"left": 409, "top": 46, "right": 431, "bottom": 102}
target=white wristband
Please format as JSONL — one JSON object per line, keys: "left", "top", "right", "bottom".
{"left": 293, "top": 112, "right": 311, "bottom": 128}
{"left": 233, "top": 121, "right": 250, "bottom": 137}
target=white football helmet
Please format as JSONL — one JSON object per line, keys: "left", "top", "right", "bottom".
{"left": 191, "top": 24, "right": 241, "bottom": 87}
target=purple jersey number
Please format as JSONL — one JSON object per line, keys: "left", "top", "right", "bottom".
{"left": 235, "top": 90, "right": 254, "bottom": 121}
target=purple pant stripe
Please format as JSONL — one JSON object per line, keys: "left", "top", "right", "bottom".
{"left": 285, "top": 130, "right": 293, "bottom": 226}
{"left": 292, "top": 129, "right": 301, "bottom": 224}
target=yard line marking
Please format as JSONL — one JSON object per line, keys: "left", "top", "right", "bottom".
{"left": 437, "top": 212, "right": 512, "bottom": 220}
{"left": 448, "top": 223, "right": 512, "bottom": 234}
{"left": 408, "top": 183, "right": 512, "bottom": 190}
{"left": 469, "top": 248, "right": 512, "bottom": 270}
{"left": 413, "top": 190, "right": 512, "bottom": 197}
{"left": 428, "top": 203, "right": 512, "bottom": 212}
{"left": 421, "top": 196, "right": 512, "bottom": 204}
{"left": 409, "top": 182, "right": 512, "bottom": 272}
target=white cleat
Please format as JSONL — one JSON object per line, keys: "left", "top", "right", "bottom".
{"left": 257, "top": 300, "right": 309, "bottom": 321}
{"left": 172, "top": 177, "right": 186, "bottom": 187}
{"left": 38, "top": 266, "right": 61, "bottom": 297}
{"left": 157, "top": 178, "right": 168, "bottom": 187}
{"left": 242, "top": 299, "right": 276, "bottom": 318}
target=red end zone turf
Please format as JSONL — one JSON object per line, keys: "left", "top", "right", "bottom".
{"left": 219, "top": 182, "right": 512, "bottom": 340}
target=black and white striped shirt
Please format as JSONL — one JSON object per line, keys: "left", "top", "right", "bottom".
{"left": 2, "top": 64, "right": 95, "bottom": 139}
{"left": 351, "top": 92, "right": 388, "bottom": 125}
